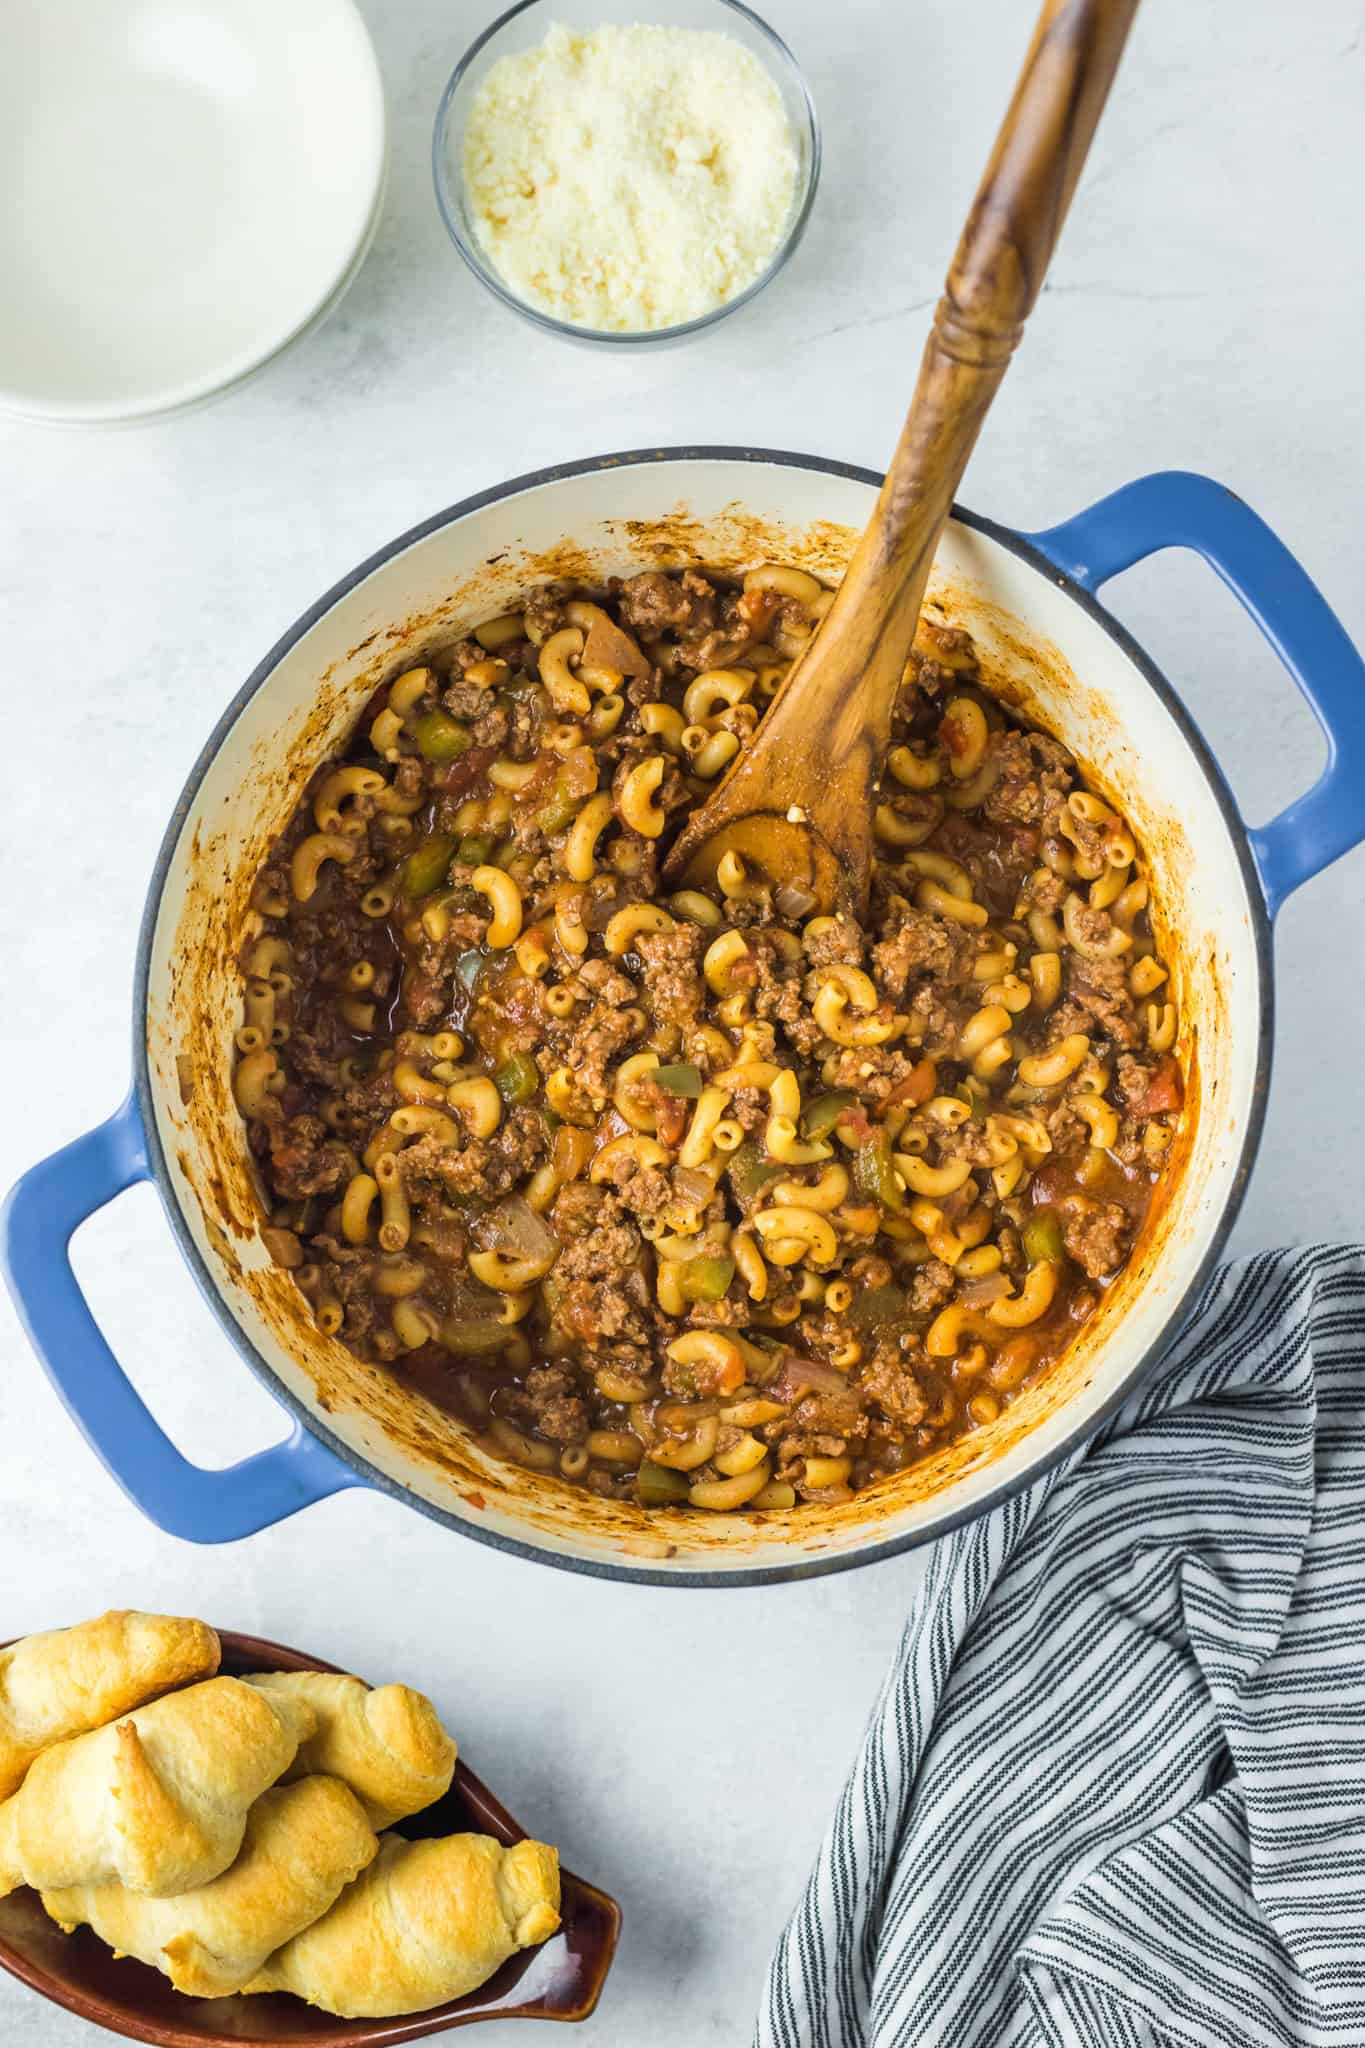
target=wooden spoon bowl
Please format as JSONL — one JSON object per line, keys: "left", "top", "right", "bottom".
{"left": 0, "top": 1631, "right": 621, "bottom": 2047}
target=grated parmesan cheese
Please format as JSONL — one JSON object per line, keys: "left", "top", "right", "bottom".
{"left": 462, "top": 22, "right": 799, "bottom": 333}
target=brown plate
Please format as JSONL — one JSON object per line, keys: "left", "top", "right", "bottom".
{"left": 0, "top": 1630, "right": 621, "bottom": 2045}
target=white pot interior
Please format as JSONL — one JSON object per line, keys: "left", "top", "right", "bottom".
{"left": 142, "top": 455, "right": 1266, "bottom": 1577}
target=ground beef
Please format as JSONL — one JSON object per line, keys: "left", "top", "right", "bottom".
{"left": 599, "top": 1159, "right": 673, "bottom": 1217}
{"left": 982, "top": 729, "right": 1074, "bottom": 827}
{"left": 1062, "top": 1198, "right": 1130, "bottom": 1280}
{"left": 679, "top": 603, "right": 755, "bottom": 671}
{"left": 443, "top": 676, "right": 490, "bottom": 721}
{"left": 402, "top": 970, "right": 451, "bottom": 1027}
{"left": 561, "top": 1000, "right": 640, "bottom": 1102}
{"left": 1116, "top": 1053, "right": 1158, "bottom": 1106}
{"left": 908, "top": 1259, "right": 956, "bottom": 1315}
{"left": 400, "top": 1107, "right": 548, "bottom": 1206}
{"left": 727, "top": 1086, "right": 767, "bottom": 1132}
{"left": 997, "top": 1224, "right": 1025, "bottom": 1275}
{"left": 685, "top": 1293, "right": 752, "bottom": 1329}
{"left": 283, "top": 1018, "right": 355, "bottom": 1094}
{"left": 821, "top": 1044, "right": 924, "bottom": 1105}
{"left": 472, "top": 702, "right": 510, "bottom": 749}
{"left": 545, "top": 1182, "right": 601, "bottom": 1235}
{"left": 543, "top": 1188, "right": 650, "bottom": 1346}
{"left": 907, "top": 982, "right": 960, "bottom": 1057}
{"left": 263, "top": 1114, "right": 350, "bottom": 1199}
{"left": 522, "top": 590, "right": 567, "bottom": 642}
{"left": 858, "top": 1353, "right": 929, "bottom": 1429}
{"left": 1066, "top": 953, "right": 1142, "bottom": 1048}
{"left": 634, "top": 922, "right": 706, "bottom": 1036}
{"left": 1114, "top": 1053, "right": 1182, "bottom": 1118}
{"left": 1044, "top": 1096, "right": 1086, "bottom": 1154}
{"left": 521, "top": 1366, "right": 589, "bottom": 1444}
{"left": 446, "top": 636, "right": 496, "bottom": 674}
{"left": 749, "top": 940, "right": 823, "bottom": 1053}
{"left": 322, "top": 1249, "right": 384, "bottom": 1347}
{"left": 871, "top": 906, "right": 978, "bottom": 1000}
{"left": 1067, "top": 902, "right": 1121, "bottom": 955}
{"left": 1022, "top": 865, "right": 1069, "bottom": 914}
{"left": 802, "top": 913, "right": 864, "bottom": 968}
{"left": 612, "top": 568, "right": 716, "bottom": 640}
{"left": 1046, "top": 999, "right": 1094, "bottom": 1042}
{"left": 768, "top": 1382, "right": 868, "bottom": 1446}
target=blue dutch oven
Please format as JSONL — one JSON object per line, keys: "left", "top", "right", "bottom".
{"left": 4, "top": 452, "right": 1363, "bottom": 1583}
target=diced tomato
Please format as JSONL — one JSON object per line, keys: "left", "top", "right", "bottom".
{"left": 654, "top": 1093, "right": 690, "bottom": 1149}
{"left": 837, "top": 1104, "right": 874, "bottom": 1145}
{"left": 1134, "top": 1056, "right": 1183, "bottom": 1118}
{"left": 738, "top": 587, "right": 780, "bottom": 634}
{"left": 435, "top": 744, "right": 495, "bottom": 797}
{"left": 674, "top": 1344, "right": 745, "bottom": 1399}
{"left": 884, "top": 1058, "right": 937, "bottom": 1110}
{"left": 711, "top": 1350, "right": 746, "bottom": 1397}
{"left": 511, "top": 752, "right": 559, "bottom": 808}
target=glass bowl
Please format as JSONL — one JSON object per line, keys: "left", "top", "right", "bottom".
{"left": 432, "top": 0, "right": 821, "bottom": 347}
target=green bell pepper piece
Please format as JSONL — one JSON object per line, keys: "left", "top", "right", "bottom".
{"left": 400, "top": 833, "right": 457, "bottom": 899}
{"left": 413, "top": 711, "right": 472, "bottom": 763}
{"left": 636, "top": 1461, "right": 691, "bottom": 1506}
{"left": 846, "top": 1282, "right": 907, "bottom": 1329}
{"left": 802, "top": 1089, "right": 859, "bottom": 1140}
{"left": 853, "top": 1129, "right": 901, "bottom": 1210}
{"left": 495, "top": 1052, "right": 540, "bottom": 1106}
{"left": 654, "top": 1062, "right": 704, "bottom": 1098}
{"left": 678, "top": 1254, "right": 736, "bottom": 1304}
{"left": 728, "top": 1139, "right": 783, "bottom": 1203}
{"left": 1023, "top": 1211, "right": 1065, "bottom": 1267}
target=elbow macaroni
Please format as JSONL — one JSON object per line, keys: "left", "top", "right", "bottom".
{"left": 237, "top": 568, "right": 1182, "bottom": 1516}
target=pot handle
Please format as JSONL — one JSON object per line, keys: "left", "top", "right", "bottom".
{"left": 1, "top": 1093, "right": 359, "bottom": 1543}
{"left": 1026, "top": 470, "right": 1365, "bottom": 916}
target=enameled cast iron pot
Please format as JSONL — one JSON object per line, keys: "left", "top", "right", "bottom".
{"left": 5, "top": 451, "right": 1363, "bottom": 1584}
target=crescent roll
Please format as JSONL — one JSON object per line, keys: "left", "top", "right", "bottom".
{"left": 42, "top": 1777, "right": 379, "bottom": 1999}
{"left": 0, "top": 1612, "right": 220, "bottom": 1799}
{"left": 245, "top": 1671, "right": 456, "bottom": 1827}
{"left": 245, "top": 1831, "right": 561, "bottom": 2018}
{"left": 0, "top": 1676, "right": 315, "bottom": 1900}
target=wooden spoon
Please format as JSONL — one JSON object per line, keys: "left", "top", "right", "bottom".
{"left": 664, "top": 0, "right": 1141, "bottom": 914}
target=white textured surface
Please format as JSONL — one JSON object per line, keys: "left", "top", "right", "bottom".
{"left": 0, "top": 0, "right": 1361, "bottom": 2042}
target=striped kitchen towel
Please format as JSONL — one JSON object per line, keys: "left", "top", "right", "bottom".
{"left": 758, "top": 1246, "right": 1365, "bottom": 2048}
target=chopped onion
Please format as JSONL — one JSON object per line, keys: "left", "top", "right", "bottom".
{"left": 473, "top": 1195, "right": 559, "bottom": 1263}
{"left": 670, "top": 1167, "right": 715, "bottom": 1213}
{"left": 446, "top": 1273, "right": 506, "bottom": 1322}
{"left": 769, "top": 1352, "right": 851, "bottom": 1400}
{"left": 957, "top": 1272, "right": 1012, "bottom": 1308}
{"left": 437, "top": 1316, "right": 508, "bottom": 1356}
{"left": 774, "top": 881, "right": 818, "bottom": 920}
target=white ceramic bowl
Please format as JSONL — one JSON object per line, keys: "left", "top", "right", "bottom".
{"left": 6, "top": 451, "right": 1363, "bottom": 1582}
{"left": 0, "top": 0, "right": 386, "bottom": 426}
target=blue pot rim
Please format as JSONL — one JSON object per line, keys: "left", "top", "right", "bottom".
{"left": 131, "top": 446, "right": 1273, "bottom": 1586}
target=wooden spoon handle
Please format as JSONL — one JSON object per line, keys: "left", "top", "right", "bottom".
{"left": 812, "top": 0, "right": 1141, "bottom": 722}
{"left": 665, "top": 0, "right": 1139, "bottom": 908}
